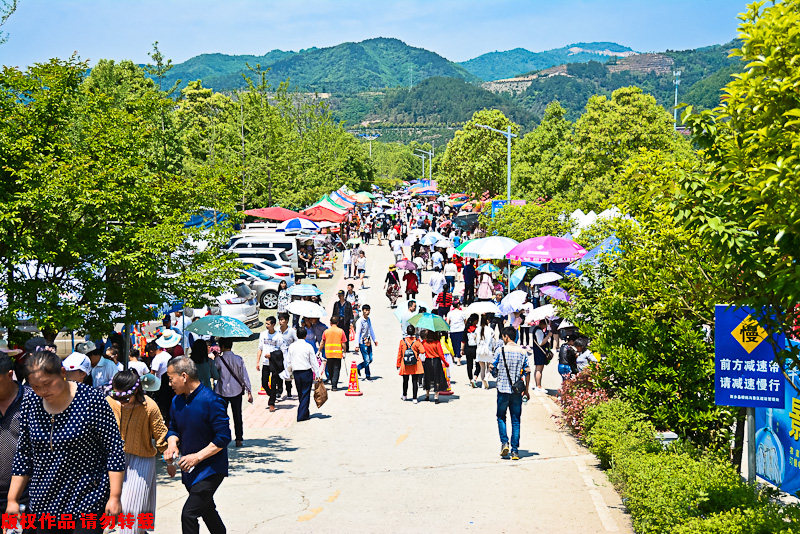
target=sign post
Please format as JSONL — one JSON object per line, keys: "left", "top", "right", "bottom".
{"left": 714, "top": 305, "right": 785, "bottom": 483}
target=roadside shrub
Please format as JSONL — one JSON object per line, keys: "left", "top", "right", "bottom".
{"left": 555, "top": 367, "right": 608, "bottom": 438}
{"left": 673, "top": 503, "right": 800, "bottom": 534}
{"left": 583, "top": 399, "right": 661, "bottom": 468}
{"left": 612, "top": 450, "right": 760, "bottom": 534}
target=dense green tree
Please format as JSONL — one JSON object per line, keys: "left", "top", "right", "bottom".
{"left": 0, "top": 58, "right": 240, "bottom": 341}
{"left": 480, "top": 199, "right": 575, "bottom": 242}
{"left": 438, "top": 109, "right": 519, "bottom": 197}
{"left": 0, "top": 0, "right": 17, "bottom": 45}
{"left": 674, "top": 0, "right": 800, "bottom": 367}
{"left": 560, "top": 86, "right": 689, "bottom": 210}
{"left": 512, "top": 101, "right": 572, "bottom": 202}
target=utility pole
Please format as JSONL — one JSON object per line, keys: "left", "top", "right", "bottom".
{"left": 415, "top": 146, "right": 433, "bottom": 182}
{"left": 673, "top": 70, "right": 681, "bottom": 130}
{"left": 240, "top": 98, "right": 246, "bottom": 211}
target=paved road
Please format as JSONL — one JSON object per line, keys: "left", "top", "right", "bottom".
{"left": 153, "top": 242, "right": 633, "bottom": 533}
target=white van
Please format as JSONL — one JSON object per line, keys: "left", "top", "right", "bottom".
{"left": 227, "top": 233, "right": 300, "bottom": 272}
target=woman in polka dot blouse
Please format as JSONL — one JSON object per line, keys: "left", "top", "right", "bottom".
{"left": 5, "top": 351, "right": 125, "bottom": 531}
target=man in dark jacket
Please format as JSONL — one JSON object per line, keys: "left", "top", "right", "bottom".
{"left": 463, "top": 260, "right": 476, "bottom": 305}
{"left": 331, "top": 290, "right": 353, "bottom": 353}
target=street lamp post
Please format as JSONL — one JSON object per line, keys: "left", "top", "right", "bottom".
{"left": 413, "top": 153, "right": 425, "bottom": 180}
{"left": 474, "top": 123, "right": 516, "bottom": 201}
{"left": 358, "top": 133, "right": 381, "bottom": 158}
{"left": 415, "top": 144, "right": 434, "bottom": 182}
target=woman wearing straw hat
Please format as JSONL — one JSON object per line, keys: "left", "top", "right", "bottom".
{"left": 107, "top": 369, "right": 168, "bottom": 534}
{"left": 152, "top": 329, "right": 181, "bottom": 426}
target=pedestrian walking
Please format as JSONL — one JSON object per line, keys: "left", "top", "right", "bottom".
{"left": 463, "top": 260, "right": 476, "bottom": 305}
{"left": 413, "top": 254, "right": 425, "bottom": 285}
{"left": 355, "top": 305, "right": 378, "bottom": 380}
{"left": 276, "top": 313, "right": 298, "bottom": 398}
{"left": 152, "top": 334, "right": 180, "bottom": 427}
{"left": 403, "top": 269, "right": 419, "bottom": 300}
{"left": 190, "top": 339, "right": 219, "bottom": 390}
{"left": 446, "top": 299, "right": 466, "bottom": 366}
{"left": 342, "top": 247, "right": 352, "bottom": 279}
{"left": 0, "top": 352, "right": 31, "bottom": 514}
{"left": 429, "top": 267, "right": 446, "bottom": 303}
{"left": 384, "top": 265, "right": 402, "bottom": 308}
{"left": 489, "top": 327, "right": 532, "bottom": 460}
{"left": 464, "top": 314, "right": 480, "bottom": 386}
{"left": 397, "top": 326, "right": 424, "bottom": 403}
{"left": 164, "top": 356, "right": 230, "bottom": 534}
{"left": 212, "top": 339, "right": 253, "bottom": 447}
{"left": 286, "top": 327, "right": 322, "bottom": 422}
{"left": 331, "top": 290, "right": 354, "bottom": 353}
{"left": 532, "top": 320, "right": 553, "bottom": 393}
{"left": 477, "top": 270, "right": 494, "bottom": 301}
{"left": 443, "top": 260, "right": 458, "bottom": 294}
{"left": 107, "top": 369, "right": 168, "bottom": 534}
{"left": 277, "top": 279, "right": 290, "bottom": 314}
{"left": 355, "top": 250, "right": 367, "bottom": 289}
{"left": 257, "top": 317, "right": 287, "bottom": 412}
{"left": 435, "top": 287, "right": 453, "bottom": 317}
{"left": 558, "top": 335, "right": 578, "bottom": 379}
{"left": 476, "top": 315, "right": 497, "bottom": 389}
{"left": 421, "top": 330, "right": 449, "bottom": 403}
{"left": 6, "top": 351, "right": 125, "bottom": 530}
{"left": 321, "top": 316, "right": 347, "bottom": 390}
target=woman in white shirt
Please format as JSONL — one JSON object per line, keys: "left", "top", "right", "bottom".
{"left": 286, "top": 326, "right": 322, "bottom": 422}
{"left": 355, "top": 251, "right": 367, "bottom": 289}
{"left": 443, "top": 261, "right": 458, "bottom": 294}
{"left": 342, "top": 248, "right": 352, "bottom": 279}
{"left": 475, "top": 314, "right": 497, "bottom": 389}
{"left": 445, "top": 299, "right": 466, "bottom": 366}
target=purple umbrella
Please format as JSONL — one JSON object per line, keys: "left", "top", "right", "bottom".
{"left": 540, "top": 285, "right": 570, "bottom": 302}
{"left": 395, "top": 259, "right": 417, "bottom": 270}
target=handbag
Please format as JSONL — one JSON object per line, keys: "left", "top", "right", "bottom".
{"left": 502, "top": 348, "right": 527, "bottom": 395}
{"left": 314, "top": 379, "right": 328, "bottom": 408}
{"left": 349, "top": 325, "right": 355, "bottom": 342}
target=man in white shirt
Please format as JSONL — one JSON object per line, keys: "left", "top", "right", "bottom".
{"left": 400, "top": 300, "right": 418, "bottom": 337}
{"left": 431, "top": 250, "right": 444, "bottom": 270}
{"left": 286, "top": 326, "right": 321, "bottom": 422}
{"left": 354, "top": 305, "right": 378, "bottom": 380}
{"left": 343, "top": 248, "right": 352, "bottom": 279}
{"left": 257, "top": 316, "right": 290, "bottom": 410}
{"left": 429, "top": 267, "right": 446, "bottom": 302}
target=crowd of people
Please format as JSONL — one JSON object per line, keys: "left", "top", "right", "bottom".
{"left": 0, "top": 190, "right": 597, "bottom": 533}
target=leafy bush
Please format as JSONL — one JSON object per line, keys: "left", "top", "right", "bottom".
{"left": 583, "top": 399, "right": 661, "bottom": 468}
{"left": 673, "top": 503, "right": 800, "bottom": 534}
{"left": 611, "top": 450, "right": 760, "bottom": 534}
{"left": 555, "top": 367, "right": 608, "bottom": 438}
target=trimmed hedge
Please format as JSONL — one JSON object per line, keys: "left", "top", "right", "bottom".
{"left": 572, "top": 395, "right": 800, "bottom": 533}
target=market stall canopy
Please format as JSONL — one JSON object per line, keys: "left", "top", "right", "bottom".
{"left": 309, "top": 195, "right": 349, "bottom": 214}
{"left": 301, "top": 206, "right": 348, "bottom": 223}
{"left": 506, "top": 236, "right": 587, "bottom": 263}
{"left": 243, "top": 207, "right": 307, "bottom": 222}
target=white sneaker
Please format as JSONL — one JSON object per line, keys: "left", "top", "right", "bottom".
{"left": 401, "top": 395, "right": 407, "bottom": 401}
{"left": 534, "top": 387, "right": 546, "bottom": 394}
{"left": 412, "top": 399, "right": 419, "bottom": 404}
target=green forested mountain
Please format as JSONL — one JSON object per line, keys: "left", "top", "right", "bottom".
{"left": 161, "top": 38, "right": 478, "bottom": 93}
{"left": 371, "top": 77, "right": 535, "bottom": 127}
{"left": 518, "top": 41, "right": 740, "bottom": 120}
{"left": 459, "top": 42, "right": 635, "bottom": 81}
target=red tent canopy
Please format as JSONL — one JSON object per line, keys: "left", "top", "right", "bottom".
{"left": 301, "top": 206, "right": 348, "bottom": 223}
{"left": 244, "top": 207, "right": 308, "bottom": 221}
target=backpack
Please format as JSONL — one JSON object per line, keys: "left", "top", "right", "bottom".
{"left": 402, "top": 340, "right": 417, "bottom": 366}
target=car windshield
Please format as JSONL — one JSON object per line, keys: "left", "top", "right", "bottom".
{"left": 262, "top": 260, "right": 282, "bottom": 269}
{"left": 245, "top": 268, "right": 272, "bottom": 280}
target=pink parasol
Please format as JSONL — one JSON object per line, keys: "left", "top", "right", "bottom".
{"left": 505, "top": 236, "right": 587, "bottom": 263}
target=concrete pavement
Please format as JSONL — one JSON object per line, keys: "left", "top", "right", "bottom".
{"left": 153, "top": 241, "right": 633, "bottom": 533}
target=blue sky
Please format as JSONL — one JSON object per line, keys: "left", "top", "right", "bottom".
{"left": 2, "top": 0, "right": 745, "bottom": 68}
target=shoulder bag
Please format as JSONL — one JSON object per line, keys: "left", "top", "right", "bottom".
{"left": 502, "top": 348, "right": 527, "bottom": 395}
{"left": 218, "top": 353, "right": 248, "bottom": 392}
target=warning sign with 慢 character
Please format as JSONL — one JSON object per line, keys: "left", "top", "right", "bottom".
{"left": 715, "top": 305, "right": 784, "bottom": 408}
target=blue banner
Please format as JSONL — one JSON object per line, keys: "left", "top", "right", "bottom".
{"left": 714, "top": 305, "right": 784, "bottom": 408}
{"left": 754, "top": 358, "right": 800, "bottom": 495}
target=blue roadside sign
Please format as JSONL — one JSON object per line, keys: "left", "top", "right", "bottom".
{"left": 491, "top": 200, "right": 508, "bottom": 217}
{"left": 714, "top": 305, "right": 784, "bottom": 408}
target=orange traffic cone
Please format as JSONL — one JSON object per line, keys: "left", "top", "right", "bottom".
{"left": 345, "top": 360, "right": 363, "bottom": 396}
{"left": 440, "top": 363, "right": 453, "bottom": 395}
{"left": 258, "top": 387, "right": 267, "bottom": 395}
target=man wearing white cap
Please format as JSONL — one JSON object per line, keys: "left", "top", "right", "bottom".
{"left": 62, "top": 352, "right": 92, "bottom": 385}
{"left": 77, "top": 340, "right": 117, "bottom": 390}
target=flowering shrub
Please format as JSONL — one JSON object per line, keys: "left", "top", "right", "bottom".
{"left": 555, "top": 366, "right": 609, "bottom": 438}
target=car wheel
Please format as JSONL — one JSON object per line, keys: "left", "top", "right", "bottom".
{"left": 261, "top": 291, "right": 279, "bottom": 309}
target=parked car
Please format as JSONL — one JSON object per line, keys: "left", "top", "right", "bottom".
{"left": 235, "top": 248, "right": 292, "bottom": 268}
{"left": 237, "top": 269, "right": 281, "bottom": 310}
{"left": 217, "top": 281, "right": 260, "bottom": 326}
{"left": 226, "top": 233, "right": 299, "bottom": 271}
{"left": 236, "top": 258, "right": 295, "bottom": 286}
